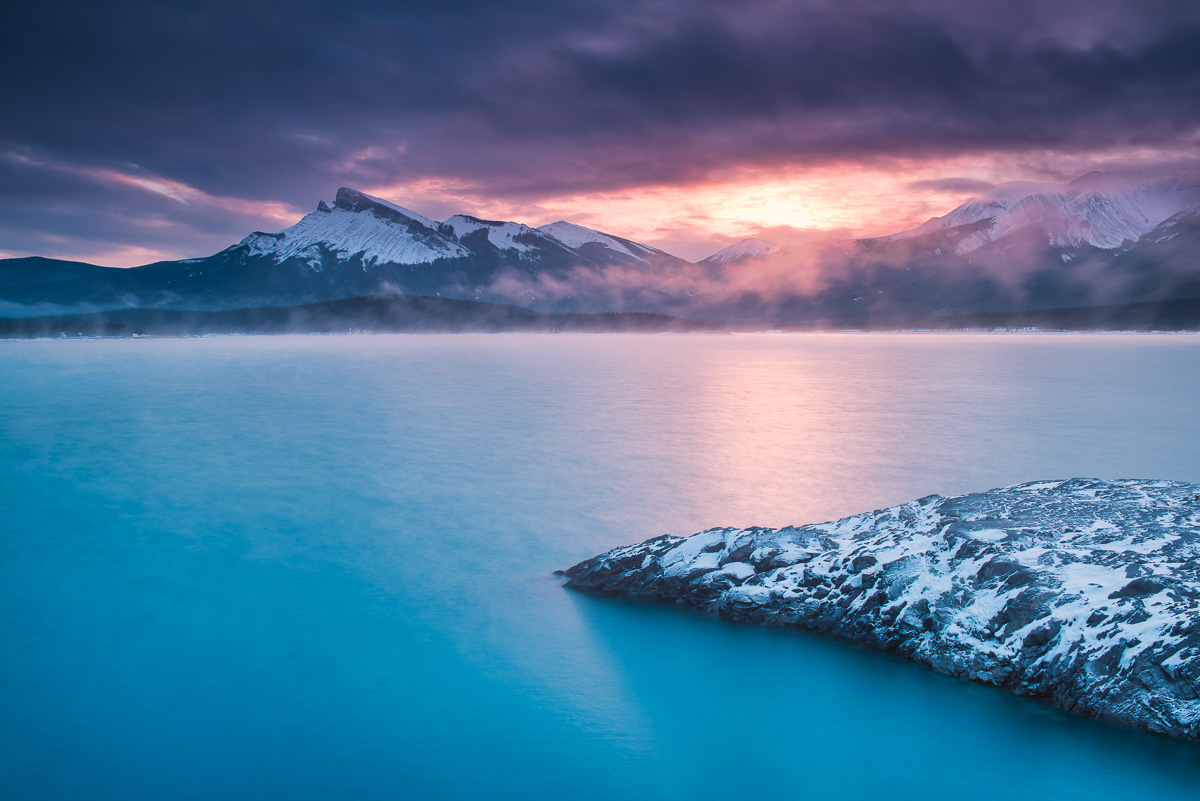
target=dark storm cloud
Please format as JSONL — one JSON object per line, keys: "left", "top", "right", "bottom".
{"left": 489, "top": 4, "right": 1200, "bottom": 190}
{"left": 3, "top": 0, "right": 1200, "bottom": 261}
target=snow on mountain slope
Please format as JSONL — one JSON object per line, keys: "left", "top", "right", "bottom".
{"left": 240, "top": 188, "right": 468, "bottom": 266}
{"left": 235, "top": 188, "right": 674, "bottom": 269}
{"left": 334, "top": 187, "right": 442, "bottom": 229}
{"left": 701, "top": 238, "right": 781, "bottom": 264}
{"left": 441, "top": 215, "right": 542, "bottom": 253}
{"left": 895, "top": 171, "right": 1200, "bottom": 254}
{"left": 536, "top": 220, "right": 662, "bottom": 262}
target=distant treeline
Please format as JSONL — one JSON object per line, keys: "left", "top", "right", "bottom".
{"left": 0, "top": 294, "right": 721, "bottom": 338}
{"left": 4, "top": 293, "right": 1198, "bottom": 339}
{"left": 773, "top": 296, "right": 1200, "bottom": 332}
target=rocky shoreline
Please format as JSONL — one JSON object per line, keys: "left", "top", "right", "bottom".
{"left": 562, "top": 479, "right": 1200, "bottom": 740}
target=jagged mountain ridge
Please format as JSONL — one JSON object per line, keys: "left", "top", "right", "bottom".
{"left": 715, "top": 170, "right": 1200, "bottom": 271}
{"left": 664, "top": 204, "right": 1200, "bottom": 324}
{"left": 240, "top": 190, "right": 468, "bottom": 266}
{"left": 894, "top": 170, "right": 1200, "bottom": 252}
{"left": 1, "top": 171, "right": 1198, "bottom": 324}
{"left": 238, "top": 188, "right": 683, "bottom": 271}
{"left": 0, "top": 188, "right": 693, "bottom": 314}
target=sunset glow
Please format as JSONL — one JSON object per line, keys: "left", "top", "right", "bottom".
{"left": 3, "top": 1, "right": 1200, "bottom": 265}
{"left": 367, "top": 145, "right": 1199, "bottom": 261}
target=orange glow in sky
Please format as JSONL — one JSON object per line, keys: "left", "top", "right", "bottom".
{"left": 10, "top": 144, "right": 1188, "bottom": 267}
{"left": 367, "top": 146, "right": 1180, "bottom": 261}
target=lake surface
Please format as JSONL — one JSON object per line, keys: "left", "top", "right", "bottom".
{"left": 2, "top": 333, "right": 1199, "bottom": 800}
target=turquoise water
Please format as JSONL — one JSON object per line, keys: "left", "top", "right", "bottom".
{"left": 2, "top": 333, "right": 1199, "bottom": 800}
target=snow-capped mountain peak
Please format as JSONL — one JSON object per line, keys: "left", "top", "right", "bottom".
{"left": 240, "top": 187, "right": 467, "bottom": 266}
{"left": 893, "top": 170, "right": 1200, "bottom": 254}
{"left": 235, "top": 188, "right": 679, "bottom": 270}
{"left": 330, "top": 187, "right": 442, "bottom": 229}
{"left": 701, "top": 238, "right": 781, "bottom": 264}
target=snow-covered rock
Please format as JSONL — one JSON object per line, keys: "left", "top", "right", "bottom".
{"left": 563, "top": 478, "right": 1200, "bottom": 740}
{"left": 894, "top": 171, "right": 1200, "bottom": 254}
{"left": 700, "top": 238, "right": 781, "bottom": 264}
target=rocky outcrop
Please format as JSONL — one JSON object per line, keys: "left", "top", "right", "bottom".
{"left": 563, "top": 479, "right": 1200, "bottom": 740}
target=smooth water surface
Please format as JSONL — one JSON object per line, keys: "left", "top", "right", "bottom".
{"left": 2, "top": 333, "right": 1199, "bottom": 800}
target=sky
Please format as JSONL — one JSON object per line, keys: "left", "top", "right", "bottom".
{"left": 3, "top": 0, "right": 1200, "bottom": 266}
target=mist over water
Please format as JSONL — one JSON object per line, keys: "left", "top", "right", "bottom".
{"left": 2, "top": 333, "right": 1199, "bottom": 800}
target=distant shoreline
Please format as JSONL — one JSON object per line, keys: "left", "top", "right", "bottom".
{"left": 0, "top": 294, "right": 721, "bottom": 339}
{"left": 2, "top": 293, "right": 1198, "bottom": 339}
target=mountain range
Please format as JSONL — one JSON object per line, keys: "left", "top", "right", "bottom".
{"left": 2, "top": 171, "right": 1198, "bottom": 329}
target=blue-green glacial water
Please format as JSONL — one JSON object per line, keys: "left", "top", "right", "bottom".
{"left": 2, "top": 333, "right": 1199, "bottom": 800}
